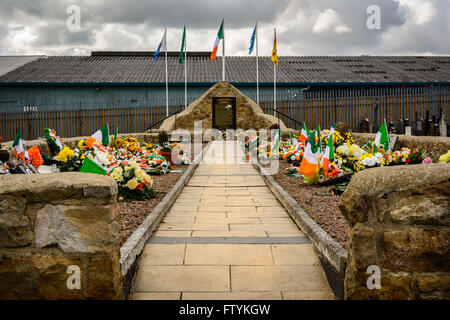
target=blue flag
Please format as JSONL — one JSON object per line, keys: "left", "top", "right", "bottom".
{"left": 153, "top": 30, "right": 167, "bottom": 62}
{"left": 249, "top": 25, "right": 256, "bottom": 54}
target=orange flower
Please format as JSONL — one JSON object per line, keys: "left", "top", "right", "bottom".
{"left": 26, "top": 146, "right": 44, "bottom": 169}
{"left": 85, "top": 137, "right": 95, "bottom": 149}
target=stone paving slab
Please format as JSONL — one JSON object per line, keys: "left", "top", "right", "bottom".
{"left": 147, "top": 237, "right": 312, "bottom": 244}
{"left": 132, "top": 141, "right": 333, "bottom": 300}
{"left": 184, "top": 244, "right": 274, "bottom": 266}
{"left": 182, "top": 292, "right": 283, "bottom": 300}
{"left": 134, "top": 266, "right": 230, "bottom": 292}
{"left": 231, "top": 266, "right": 330, "bottom": 292}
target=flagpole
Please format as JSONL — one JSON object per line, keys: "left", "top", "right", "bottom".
{"left": 184, "top": 26, "right": 187, "bottom": 109}
{"left": 165, "top": 27, "right": 169, "bottom": 117}
{"left": 256, "top": 21, "right": 259, "bottom": 107}
{"left": 273, "top": 29, "right": 277, "bottom": 118}
{"left": 222, "top": 18, "right": 225, "bottom": 82}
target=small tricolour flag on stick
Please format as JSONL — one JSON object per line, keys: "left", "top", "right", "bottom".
{"left": 299, "top": 122, "right": 310, "bottom": 142}
{"left": 210, "top": 19, "right": 224, "bottom": 60}
{"left": 299, "top": 129, "right": 321, "bottom": 178}
{"left": 290, "top": 132, "right": 300, "bottom": 145}
{"left": 322, "top": 135, "right": 334, "bottom": 175}
{"left": 329, "top": 123, "right": 336, "bottom": 135}
{"left": 315, "top": 125, "right": 322, "bottom": 152}
{"left": 12, "top": 129, "right": 29, "bottom": 160}
{"left": 91, "top": 124, "right": 110, "bottom": 145}
{"left": 375, "top": 120, "right": 390, "bottom": 151}
{"left": 80, "top": 157, "right": 107, "bottom": 175}
{"left": 271, "top": 128, "right": 281, "bottom": 157}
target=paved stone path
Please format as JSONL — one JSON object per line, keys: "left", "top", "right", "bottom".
{"left": 132, "top": 141, "right": 333, "bottom": 300}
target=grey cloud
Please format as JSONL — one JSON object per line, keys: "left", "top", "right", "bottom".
{"left": 0, "top": 0, "right": 448, "bottom": 56}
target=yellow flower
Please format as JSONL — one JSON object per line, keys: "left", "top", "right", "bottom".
{"left": 81, "top": 155, "right": 85, "bottom": 160}
{"left": 56, "top": 146, "right": 74, "bottom": 163}
{"left": 144, "top": 174, "right": 153, "bottom": 188}
{"left": 78, "top": 140, "right": 84, "bottom": 149}
{"left": 129, "top": 161, "right": 138, "bottom": 169}
{"left": 127, "top": 179, "right": 138, "bottom": 190}
{"left": 134, "top": 169, "right": 144, "bottom": 178}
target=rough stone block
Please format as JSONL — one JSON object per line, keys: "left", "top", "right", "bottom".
{"left": 416, "top": 272, "right": 450, "bottom": 293}
{"left": 347, "top": 223, "right": 377, "bottom": 269}
{"left": 0, "top": 196, "right": 32, "bottom": 248}
{"left": 0, "top": 257, "right": 83, "bottom": 300}
{"left": 34, "top": 204, "right": 119, "bottom": 253}
{"left": 383, "top": 228, "right": 450, "bottom": 272}
{"left": 87, "top": 253, "right": 122, "bottom": 300}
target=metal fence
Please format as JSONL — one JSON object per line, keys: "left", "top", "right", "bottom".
{"left": 256, "top": 85, "right": 450, "bottom": 131}
{"left": 1, "top": 85, "right": 449, "bottom": 141}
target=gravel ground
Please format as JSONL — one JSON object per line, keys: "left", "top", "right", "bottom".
{"left": 118, "top": 143, "right": 206, "bottom": 246}
{"left": 272, "top": 162, "right": 349, "bottom": 248}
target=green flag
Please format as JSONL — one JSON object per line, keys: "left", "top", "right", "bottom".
{"left": 304, "top": 122, "right": 311, "bottom": 137}
{"left": 315, "top": 125, "right": 322, "bottom": 152}
{"left": 372, "top": 143, "right": 379, "bottom": 154}
{"left": 375, "top": 120, "right": 389, "bottom": 151}
{"left": 92, "top": 124, "right": 109, "bottom": 145}
{"left": 80, "top": 157, "right": 107, "bottom": 175}
{"left": 179, "top": 26, "right": 186, "bottom": 64}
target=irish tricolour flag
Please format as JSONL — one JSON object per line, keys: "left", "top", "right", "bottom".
{"left": 375, "top": 120, "right": 390, "bottom": 151}
{"left": 12, "top": 129, "right": 29, "bottom": 161}
{"left": 299, "top": 129, "right": 321, "bottom": 178}
{"left": 91, "top": 124, "right": 110, "bottom": 145}
{"left": 271, "top": 128, "right": 281, "bottom": 157}
{"left": 322, "top": 135, "right": 334, "bottom": 175}
{"left": 210, "top": 19, "right": 224, "bottom": 60}
{"left": 299, "top": 122, "right": 310, "bottom": 142}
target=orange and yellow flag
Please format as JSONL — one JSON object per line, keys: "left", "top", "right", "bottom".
{"left": 271, "top": 29, "right": 278, "bottom": 67}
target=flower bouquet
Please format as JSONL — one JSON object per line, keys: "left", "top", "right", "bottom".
{"left": 43, "top": 128, "right": 63, "bottom": 154}
{"left": 439, "top": 150, "right": 450, "bottom": 163}
{"left": 109, "top": 161, "right": 156, "bottom": 201}
{"left": 160, "top": 142, "right": 175, "bottom": 164}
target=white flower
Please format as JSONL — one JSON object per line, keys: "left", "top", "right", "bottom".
{"left": 362, "top": 156, "right": 376, "bottom": 167}
{"left": 337, "top": 145, "right": 350, "bottom": 156}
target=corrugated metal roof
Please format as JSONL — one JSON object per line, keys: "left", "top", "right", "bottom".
{"left": 0, "top": 56, "right": 43, "bottom": 77}
{"left": 0, "top": 54, "right": 449, "bottom": 84}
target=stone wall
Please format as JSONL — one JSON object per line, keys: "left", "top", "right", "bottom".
{"left": 158, "top": 82, "right": 287, "bottom": 133}
{"left": 0, "top": 173, "right": 122, "bottom": 299}
{"left": 352, "top": 133, "right": 450, "bottom": 161}
{"left": 339, "top": 163, "right": 450, "bottom": 299}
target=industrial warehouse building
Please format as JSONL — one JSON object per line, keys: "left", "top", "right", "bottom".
{"left": 0, "top": 52, "right": 449, "bottom": 140}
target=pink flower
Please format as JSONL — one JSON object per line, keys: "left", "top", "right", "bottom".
{"left": 422, "top": 157, "right": 432, "bottom": 164}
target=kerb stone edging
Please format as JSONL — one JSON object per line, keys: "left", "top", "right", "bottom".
{"left": 119, "top": 142, "right": 211, "bottom": 277}
{"left": 252, "top": 162, "right": 347, "bottom": 276}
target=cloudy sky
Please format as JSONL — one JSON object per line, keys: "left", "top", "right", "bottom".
{"left": 0, "top": 0, "right": 449, "bottom": 56}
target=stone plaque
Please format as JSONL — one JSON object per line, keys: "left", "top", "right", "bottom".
{"left": 212, "top": 97, "right": 236, "bottom": 130}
